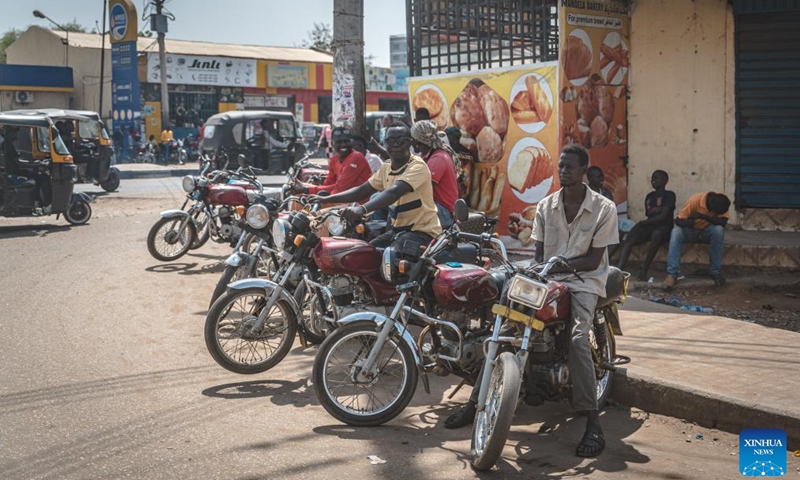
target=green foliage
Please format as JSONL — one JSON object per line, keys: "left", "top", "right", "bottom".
{"left": 59, "top": 19, "right": 87, "bottom": 33}
{"left": 0, "top": 28, "right": 22, "bottom": 63}
{"left": 138, "top": 30, "right": 153, "bottom": 37}
{"left": 302, "top": 22, "right": 333, "bottom": 52}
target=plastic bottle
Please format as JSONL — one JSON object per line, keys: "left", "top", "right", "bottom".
{"left": 681, "top": 305, "right": 714, "bottom": 314}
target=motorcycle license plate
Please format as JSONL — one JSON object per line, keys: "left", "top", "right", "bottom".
{"left": 491, "top": 304, "right": 545, "bottom": 331}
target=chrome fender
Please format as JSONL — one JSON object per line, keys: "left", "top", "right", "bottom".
{"left": 159, "top": 209, "right": 188, "bottom": 219}
{"left": 337, "top": 312, "right": 430, "bottom": 394}
{"left": 225, "top": 251, "right": 246, "bottom": 267}
{"left": 226, "top": 279, "right": 302, "bottom": 320}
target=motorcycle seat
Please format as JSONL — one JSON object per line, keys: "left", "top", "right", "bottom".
{"left": 596, "top": 266, "right": 627, "bottom": 308}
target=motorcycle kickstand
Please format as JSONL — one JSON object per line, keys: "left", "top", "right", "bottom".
{"left": 448, "top": 378, "right": 467, "bottom": 400}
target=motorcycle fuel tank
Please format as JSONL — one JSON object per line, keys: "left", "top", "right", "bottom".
{"left": 534, "top": 281, "right": 571, "bottom": 324}
{"left": 433, "top": 264, "right": 499, "bottom": 308}
{"left": 314, "top": 237, "right": 381, "bottom": 276}
{"left": 207, "top": 184, "right": 249, "bottom": 206}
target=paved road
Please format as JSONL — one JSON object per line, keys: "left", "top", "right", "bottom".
{"left": 0, "top": 189, "right": 781, "bottom": 479}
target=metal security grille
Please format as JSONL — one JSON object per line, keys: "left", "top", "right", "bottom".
{"left": 735, "top": 7, "right": 800, "bottom": 208}
{"left": 406, "top": 0, "right": 559, "bottom": 76}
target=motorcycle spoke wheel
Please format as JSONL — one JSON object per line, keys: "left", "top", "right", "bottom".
{"left": 302, "top": 293, "right": 329, "bottom": 345}
{"left": 205, "top": 287, "right": 296, "bottom": 374}
{"left": 313, "top": 323, "right": 417, "bottom": 426}
{"left": 470, "top": 352, "right": 521, "bottom": 472}
{"left": 147, "top": 217, "right": 195, "bottom": 262}
{"left": 190, "top": 210, "right": 211, "bottom": 249}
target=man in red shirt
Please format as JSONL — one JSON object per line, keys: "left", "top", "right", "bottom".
{"left": 294, "top": 127, "right": 371, "bottom": 197}
{"left": 410, "top": 121, "right": 459, "bottom": 228}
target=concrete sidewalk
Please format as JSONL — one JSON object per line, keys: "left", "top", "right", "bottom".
{"left": 613, "top": 297, "right": 800, "bottom": 447}
{"left": 114, "top": 163, "right": 287, "bottom": 186}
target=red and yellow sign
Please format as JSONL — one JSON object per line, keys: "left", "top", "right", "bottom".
{"left": 408, "top": 63, "right": 560, "bottom": 251}
{"left": 558, "top": 0, "right": 631, "bottom": 212}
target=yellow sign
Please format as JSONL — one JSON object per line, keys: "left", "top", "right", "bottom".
{"left": 108, "top": 0, "right": 138, "bottom": 44}
{"left": 408, "top": 63, "right": 559, "bottom": 251}
{"left": 558, "top": 0, "right": 631, "bottom": 212}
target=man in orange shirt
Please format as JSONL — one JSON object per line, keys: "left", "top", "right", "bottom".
{"left": 664, "top": 192, "right": 731, "bottom": 287}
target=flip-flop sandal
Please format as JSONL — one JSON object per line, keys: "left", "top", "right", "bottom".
{"left": 576, "top": 430, "right": 606, "bottom": 457}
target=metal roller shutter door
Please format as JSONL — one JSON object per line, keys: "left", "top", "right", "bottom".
{"left": 735, "top": 4, "right": 800, "bottom": 208}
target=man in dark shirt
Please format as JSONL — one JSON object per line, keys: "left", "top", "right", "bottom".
{"left": 615, "top": 170, "right": 676, "bottom": 280}
{"left": 1, "top": 127, "right": 23, "bottom": 176}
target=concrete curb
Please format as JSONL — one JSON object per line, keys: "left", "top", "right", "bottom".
{"left": 612, "top": 370, "right": 800, "bottom": 449}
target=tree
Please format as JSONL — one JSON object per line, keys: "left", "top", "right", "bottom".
{"left": 59, "top": 19, "right": 87, "bottom": 33}
{"left": 302, "top": 22, "right": 333, "bottom": 52}
{"left": 0, "top": 28, "right": 23, "bottom": 63}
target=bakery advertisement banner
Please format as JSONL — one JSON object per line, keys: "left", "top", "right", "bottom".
{"left": 408, "top": 62, "right": 559, "bottom": 252}
{"left": 559, "top": 0, "right": 631, "bottom": 214}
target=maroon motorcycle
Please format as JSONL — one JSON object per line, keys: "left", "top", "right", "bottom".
{"left": 312, "top": 199, "right": 514, "bottom": 426}
{"left": 146, "top": 156, "right": 263, "bottom": 262}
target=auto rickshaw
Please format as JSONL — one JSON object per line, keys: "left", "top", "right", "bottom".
{"left": 201, "top": 110, "right": 304, "bottom": 174}
{"left": 0, "top": 112, "right": 92, "bottom": 225}
{"left": 9, "top": 109, "right": 120, "bottom": 192}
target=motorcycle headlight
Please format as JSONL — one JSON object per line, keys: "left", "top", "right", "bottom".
{"left": 181, "top": 175, "right": 196, "bottom": 193}
{"left": 507, "top": 275, "right": 548, "bottom": 310}
{"left": 271, "top": 219, "right": 289, "bottom": 251}
{"left": 381, "top": 247, "right": 394, "bottom": 283}
{"left": 245, "top": 204, "right": 270, "bottom": 230}
{"left": 327, "top": 215, "right": 345, "bottom": 237}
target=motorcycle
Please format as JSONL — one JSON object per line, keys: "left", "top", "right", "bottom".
{"left": 311, "top": 199, "right": 513, "bottom": 426}
{"left": 146, "top": 155, "right": 262, "bottom": 262}
{"left": 136, "top": 142, "right": 157, "bottom": 164}
{"left": 469, "top": 257, "right": 631, "bottom": 471}
{"left": 205, "top": 198, "right": 391, "bottom": 375}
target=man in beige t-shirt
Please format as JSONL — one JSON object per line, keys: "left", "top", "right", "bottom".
{"left": 309, "top": 122, "right": 441, "bottom": 249}
{"left": 444, "top": 145, "right": 618, "bottom": 460}
{"left": 532, "top": 144, "right": 618, "bottom": 457}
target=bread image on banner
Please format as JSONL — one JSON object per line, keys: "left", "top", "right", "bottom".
{"left": 450, "top": 79, "right": 509, "bottom": 163}
{"left": 412, "top": 84, "right": 449, "bottom": 131}
{"left": 510, "top": 72, "right": 554, "bottom": 134}
{"left": 563, "top": 31, "right": 592, "bottom": 82}
{"left": 509, "top": 146, "right": 554, "bottom": 193}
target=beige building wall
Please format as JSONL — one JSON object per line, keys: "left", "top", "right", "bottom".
{"left": 628, "top": 0, "right": 737, "bottom": 223}
{"left": 0, "top": 90, "right": 69, "bottom": 111}
{"left": 6, "top": 26, "right": 113, "bottom": 118}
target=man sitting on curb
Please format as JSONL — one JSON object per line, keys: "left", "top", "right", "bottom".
{"left": 664, "top": 191, "right": 731, "bottom": 288}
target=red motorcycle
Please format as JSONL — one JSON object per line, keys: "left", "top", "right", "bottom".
{"left": 146, "top": 155, "right": 263, "bottom": 262}
{"left": 469, "top": 257, "right": 630, "bottom": 470}
{"left": 312, "top": 200, "right": 514, "bottom": 426}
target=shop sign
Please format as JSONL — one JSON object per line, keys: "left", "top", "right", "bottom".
{"left": 244, "top": 95, "right": 291, "bottom": 109}
{"left": 147, "top": 53, "right": 257, "bottom": 87}
{"left": 267, "top": 64, "right": 309, "bottom": 89}
{"left": 366, "top": 66, "right": 409, "bottom": 92}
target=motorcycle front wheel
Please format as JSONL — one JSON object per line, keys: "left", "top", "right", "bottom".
{"left": 205, "top": 287, "right": 297, "bottom": 374}
{"left": 470, "top": 351, "right": 521, "bottom": 471}
{"left": 313, "top": 322, "right": 417, "bottom": 426}
{"left": 147, "top": 216, "right": 197, "bottom": 261}
{"left": 208, "top": 249, "right": 273, "bottom": 309}
{"left": 190, "top": 209, "right": 211, "bottom": 250}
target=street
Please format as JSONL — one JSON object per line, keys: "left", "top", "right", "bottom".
{"left": 0, "top": 179, "right": 790, "bottom": 480}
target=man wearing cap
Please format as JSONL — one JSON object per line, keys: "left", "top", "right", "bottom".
{"left": 309, "top": 122, "right": 442, "bottom": 249}
{"left": 293, "top": 127, "right": 371, "bottom": 197}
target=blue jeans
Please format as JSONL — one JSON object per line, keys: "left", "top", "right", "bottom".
{"left": 435, "top": 201, "right": 454, "bottom": 229}
{"left": 666, "top": 225, "right": 725, "bottom": 276}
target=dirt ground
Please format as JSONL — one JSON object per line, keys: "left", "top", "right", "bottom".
{"left": 627, "top": 263, "right": 800, "bottom": 333}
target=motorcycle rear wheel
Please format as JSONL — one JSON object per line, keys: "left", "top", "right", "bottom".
{"left": 205, "top": 287, "right": 297, "bottom": 374}
{"left": 147, "top": 216, "right": 196, "bottom": 261}
{"left": 313, "top": 322, "right": 417, "bottom": 426}
{"left": 594, "top": 321, "right": 616, "bottom": 408}
{"left": 470, "top": 352, "right": 521, "bottom": 471}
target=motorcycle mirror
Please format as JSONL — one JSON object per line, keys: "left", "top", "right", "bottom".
{"left": 454, "top": 199, "right": 469, "bottom": 223}
{"left": 237, "top": 154, "right": 246, "bottom": 168}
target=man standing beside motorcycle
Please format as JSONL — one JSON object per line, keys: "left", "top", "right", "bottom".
{"left": 293, "top": 127, "right": 371, "bottom": 197}
{"left": 309, "top": 122, "right": 441, "bottom": 249}
{"left": 445, "top": 144, "right": 618, "bottom": 458}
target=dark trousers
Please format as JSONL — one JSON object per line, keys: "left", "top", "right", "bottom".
{"left": 369, "top": 229, "right": 434, "bottom": 250}
{"left": 616, "top": 223, "right": 671, "bottom": 278}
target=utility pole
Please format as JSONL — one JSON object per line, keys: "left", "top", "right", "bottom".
{"left": 99, "top": 0, "right": 107, "bottom": 118}
{"left": 332, "top": 0, "right": 366, "bottom": 138}
{"left": 153, "top": 0, "right": 170, "bottom": 128}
